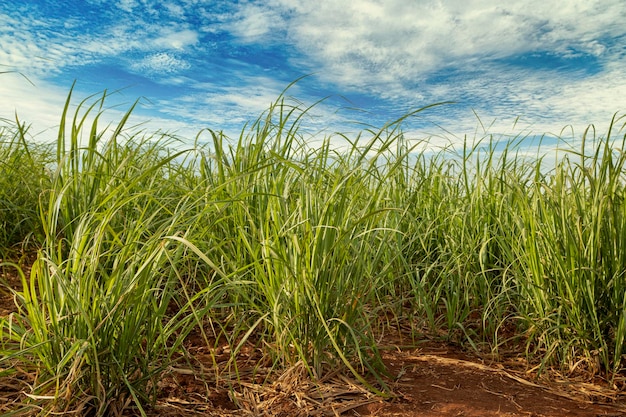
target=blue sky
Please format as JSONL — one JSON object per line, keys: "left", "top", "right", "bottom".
{"left": 1, "top": 0, "right": 625, "bottom": 152}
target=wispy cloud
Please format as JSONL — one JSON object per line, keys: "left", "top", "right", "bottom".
{"left": 130, "top": 52, "right": 191, "bottom": 75}
{"left": 221, "top": 0, "right": 625, "bottom": 135}
{"left": 1, "top": 0, "right": 624, "bottom": 153}
{"left": 151, "top": 27, "right": 199, "bottom": 50}
{"left": 225, "top": 3, "right": 287, "bottom": 42}
{"left": 147, "top": 74, "right": 297, "bottom": 130}
{"left": 241, "top": 0, "right": 623, "bottom": 84}
{"left": 0, "top": 2, "right": 200, "bottom": 75}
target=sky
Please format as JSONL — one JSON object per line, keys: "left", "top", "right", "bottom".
{"left": 1, "top": 0, "right": 625, "bottom": 153}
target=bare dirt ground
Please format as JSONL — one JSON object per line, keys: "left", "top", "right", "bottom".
{"left": 147, "top": 334, "right": 625, "bottom": 417}
{"left": 1, "top": 262, "right": 625, "bottom": 417}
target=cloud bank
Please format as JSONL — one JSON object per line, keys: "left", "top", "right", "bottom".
{"left": 0, "top": 0, "right": 624, "bottom": 148}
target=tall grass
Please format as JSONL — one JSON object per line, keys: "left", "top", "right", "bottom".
{"left": 514, "top": 116, "right": 626, "bottom": 377}
{"left": 0, "top": 118, "right": 51, "bottom": 258}
{"left": 1, "top": 85, "right": 625, "bottom": 415}
{"left": 182, "top": 100, "right": 431, "bottom": 391}
{"left": 1, "top": 90, "right": 231, "bottom": 416}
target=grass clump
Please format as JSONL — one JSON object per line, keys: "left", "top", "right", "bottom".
{"left": 1, "top": 90, "right": 229, "bottom": 416}
{"left": 0, "top": 119, "right": 52, "bottom": 258}
{"left": 513, "top": 117, "right": 626, "bottom": 376}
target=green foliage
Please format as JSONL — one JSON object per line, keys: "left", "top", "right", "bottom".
{"left": 0, "top": 90, "right": 229, "bottom": 416}
{"left": 1, "top": 83, "right": 626, "bottom": 415}
{"left": 513, "top": 116, "right": 626, "bottom": 376}
{"left": 0, "top": 120, "right": 51, "bottom": 257}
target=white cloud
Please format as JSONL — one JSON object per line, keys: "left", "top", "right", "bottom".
{"left": 0, "top": 10, "right": 92, "bottom": 77}
{"left": 227, "top": 4, "right": 285, "bottom": 41}
{"left": 140, "top": 73, "right": 354, "bottom": 143}
{"left": 131, "top": 52, "right": 191, "bottom": 74}
{"left": 164, "top": 2, "right": 186, "bottom": 19}
{"left": 256, "top": 0, "right": 624, "bottom": 86}
{"left": 153, "top": 28, "right": 199, "bottom": 49}
{"left": 217, "top": 0, "right": 626, "bottom": 145}
{"left": 2, "top": 0, "right": 624, "bottom": 156}
{"left": 117, "top": 0, "right": 138, "bottom": 13}
{"left": 153, "top": 76, "right": 288, "bottom": 127}
{"left": 0, "top": 4, "right": 200, "bottom": 80}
